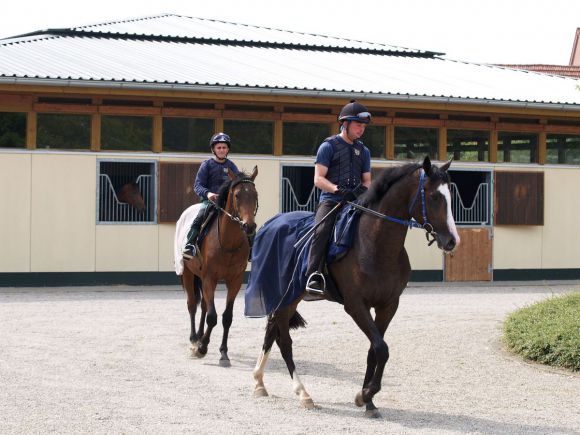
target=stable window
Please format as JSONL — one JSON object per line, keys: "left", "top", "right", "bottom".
{"left": 0, "top": 112, "right": 26, "bottom": 148}
{"left": 283, "top": 122, "right": 330, "bottom": 156}
{"left": 395, "top": 127, "right": 438, "bottom": 160}
{"left": 363, "top": 125, "right": 386, "bottom": 159}
{"left": 280, "top": 165, "right": 319, "bottom": 212}
{"left": 37, "top": 113, "right": 91, "bottom": 150}
{"left": 546, "top": 134, "right": 580, "bottom": 165}
{"left": 447, "top": 130, "right": 489, "bottom": 162}
{"left": 162, "top": 118, "right": 214, "bottom": 152}
{"left": 97, "top": 160, "right": 156, "bottom": 223}
{"left": 101, "top": 116, "right": 153, "bottom": 151}
{"left": 223, "top": 120, "right": 273, "bottom": 154}
{"left": 497, "top": 132, "right": 538, "bottom": 164}
{"left": 448, "top": 170, "right": 492, "bottom": 226}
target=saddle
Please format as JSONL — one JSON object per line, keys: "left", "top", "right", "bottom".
{"left": 197, "top": 205, "right": 218, "bottom": 248}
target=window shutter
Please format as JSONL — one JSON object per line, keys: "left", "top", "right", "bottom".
{"left": 494, "top": 171, "right": 544, "bottom": 225}
{"left": 158, "top": 162, "right": 200, "bottom": 223}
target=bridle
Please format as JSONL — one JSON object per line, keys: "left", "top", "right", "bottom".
{"left": 211, "top": 179, "right": 259, "bottom": 251}
{"left": 347, "top": 169, "right": 439, "bottom": 246}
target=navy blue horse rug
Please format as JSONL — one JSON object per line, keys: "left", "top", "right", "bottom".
{"left": 244, "top": 206, "right": 361, "bottom": 318}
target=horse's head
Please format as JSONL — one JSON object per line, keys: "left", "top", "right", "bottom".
{"left": 117, "top": 182, "right": 146, "bottom": 212}
{"left": 226, "top": 166, "right": 259, "bottom": 235}
{"left": 410, "top": 156, "right": 460, "bottom": 252}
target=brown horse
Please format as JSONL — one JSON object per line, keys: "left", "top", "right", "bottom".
{"left": 250, "top": 157, "right": 460, "bottom": 417}
{"left": 180, "top": 166, "right": 258, "bottom": 367}
{"left": 116, "top": 182, "right": 146, "bottom": 212}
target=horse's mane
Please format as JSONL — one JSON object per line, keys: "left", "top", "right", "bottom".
{"left": 216, "top": 171, "right": 254, "bottom": 208}
{"left": 361, "top": 162, "right": 422, "bottom": 207}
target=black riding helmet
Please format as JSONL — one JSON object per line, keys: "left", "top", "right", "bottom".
{"left": 338, "top": 100, "right": 372, "bottom": 124}
{"left": 210, "top": 132, "right": 232, "bottom": 149}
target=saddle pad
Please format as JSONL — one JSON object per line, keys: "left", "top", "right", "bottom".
{"left": 173, "top": 203, "right": 202, "bottom": 275}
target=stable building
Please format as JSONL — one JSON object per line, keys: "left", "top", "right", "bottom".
{"left": 1, "top": 14, "right": 580, "bottom": 286}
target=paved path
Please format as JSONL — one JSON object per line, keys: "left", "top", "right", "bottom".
{"left": 1, "top": 283, "right": 579, "bottom": 434}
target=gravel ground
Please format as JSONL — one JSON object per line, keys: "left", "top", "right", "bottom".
{"left": 0, "top": 282, "right": 579, "bottom": 435}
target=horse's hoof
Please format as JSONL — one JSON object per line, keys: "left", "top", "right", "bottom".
{"left": 300, "top": 397, "right": 315, "bottom": 409}
{"left": 355, "top": 391, "right": 365, "bottom": 407}
{"left": 219, "top": 358, "right": 231, "bottom": 368}
{"left": 254, "top": 387, "right": 269, "bottom": 398}
{"left": 194, "top": 349, "right": 207, "bottom": 359}
{"left": 364, "top": 409, "right": 382, "bottom": 419}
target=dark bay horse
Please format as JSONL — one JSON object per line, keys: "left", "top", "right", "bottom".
{"left": 179, "top": 166, "right": 258, "bottom": 367}
{"left": 116, "top": 182, "right": 146, "bottom": 212}
{"left": 251, "top": 156, "right": 460, "bottom": 417}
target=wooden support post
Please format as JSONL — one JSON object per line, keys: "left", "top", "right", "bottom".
{"left": 26, "top": 112, "right": 37, "bottom": 150}
{"left": 152, "top": 115, "right": 162, "bottom": 153}
{"left": 215, "top": 103, "right": 224, "bottom": 133}
{"left": 489, "top": 116, "right": 498, "bottom": 163}
{"left": 538, "top": 119, "right": 547, "bottom": 164}
{"left": 438, "top": 128, "right": 447, "bottom": 161}
{"left": 273, "top": 105, "right": 283, "bottom": 156}
{"left": 386, "top": 111, "right": 395, "bottom": 160}
{"left": 91, "top": 113, "right": 101, "bottom": 151}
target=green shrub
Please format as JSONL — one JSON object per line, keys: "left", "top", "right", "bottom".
{"left": 503, "top": 291, "right": 580, "bottom": 371}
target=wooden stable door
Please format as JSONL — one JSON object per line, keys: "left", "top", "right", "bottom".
{"left": 444, "top": 228, "right": 492, "bottom": 281}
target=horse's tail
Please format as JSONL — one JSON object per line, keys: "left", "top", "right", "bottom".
{"left": 289, "top": 311, "right": 307, "bottom": 329}
{"left": 179, "top": 274, "right": 202, "bottom": 307}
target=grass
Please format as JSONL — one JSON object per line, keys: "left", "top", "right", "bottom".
{"left": 503, "top": 291, "right": 580, "bottom": 372}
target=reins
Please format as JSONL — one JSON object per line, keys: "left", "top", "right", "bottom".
{"left": 347, "top": 169, "right": 438, "bottom": 246}
{"left": 210, "top": 179, "right": 258, "bottom": 252}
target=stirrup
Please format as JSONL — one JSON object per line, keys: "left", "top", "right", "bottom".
{"left": 305, "top": 272, "right": 326, "bottom": 295}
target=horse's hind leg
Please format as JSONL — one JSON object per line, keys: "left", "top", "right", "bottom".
{"left": 253, "top": 314, "right": 278, "bottom": 397}
{"left": 275, "top": 308, "right": 314, "bottom": 409}
{"left": 182, "top": 269, "right": 200, "bottom": 347}
{"left": 195, "top": 277, "right": 218, "bottom": 358}
{"left": 194, "top": 276, "right": 207, "bottom": 340}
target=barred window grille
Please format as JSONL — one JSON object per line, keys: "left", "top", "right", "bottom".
{"left": 280, "top": 165, "right": 319, "bottom": 213}
{"left": 449, "top": 182, "right": 490, "bottom": 226}
{"left": 97, "top": 161, "right": 156, "bottom": 223}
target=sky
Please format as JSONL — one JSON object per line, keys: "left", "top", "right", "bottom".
{"left": 0, "top": 0, "right": 578, "bottom": 65}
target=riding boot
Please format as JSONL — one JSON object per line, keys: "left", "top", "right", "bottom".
{"left": 183, "top": 213, "right": 205, "bottom": 260}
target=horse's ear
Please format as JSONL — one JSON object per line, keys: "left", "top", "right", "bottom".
{"left": 422, "top": 155, "right": 433, "bottom": 176}
{"left": 227, "top": 168, "right": 236, "bottom": 180}
{"left": 439, "top": 158, "right": 453, "bottom": 172}
{"left": 250, "top": 165, "right": 258, "bottom": 181}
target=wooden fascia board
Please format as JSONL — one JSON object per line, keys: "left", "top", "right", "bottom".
{"left": 33, "top": 102, "right": 97, "bottom": 114}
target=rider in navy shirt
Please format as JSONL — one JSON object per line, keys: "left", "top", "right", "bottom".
{"left": 183, "top": 132, "right": 239, "bottom": 259}
{"left": 305, "top": 101, "right": 372, "bottom": 296}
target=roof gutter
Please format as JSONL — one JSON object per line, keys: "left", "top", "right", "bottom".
{"left": 1, "top": 76, "right": 579, "bottom": 112}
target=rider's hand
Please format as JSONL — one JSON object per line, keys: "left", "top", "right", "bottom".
{"left": 336, "top": 186, "right": 357, "bottom": 202}
{"left": 207, "top": 192, "right": 218, "bottom": 202}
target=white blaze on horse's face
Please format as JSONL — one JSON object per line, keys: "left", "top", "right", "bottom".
{"left": 437, "top": 183, "right": 461, "bottom": 248}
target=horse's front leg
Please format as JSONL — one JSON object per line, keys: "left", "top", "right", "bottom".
{"left": 350, "top": 300, "right": 399, "bottom": 418}
{"left": 194, "top": 277, "right": 218, "bottom": 358}
{"left": 218, "top": 276, "right": 243, "bottom": 367}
